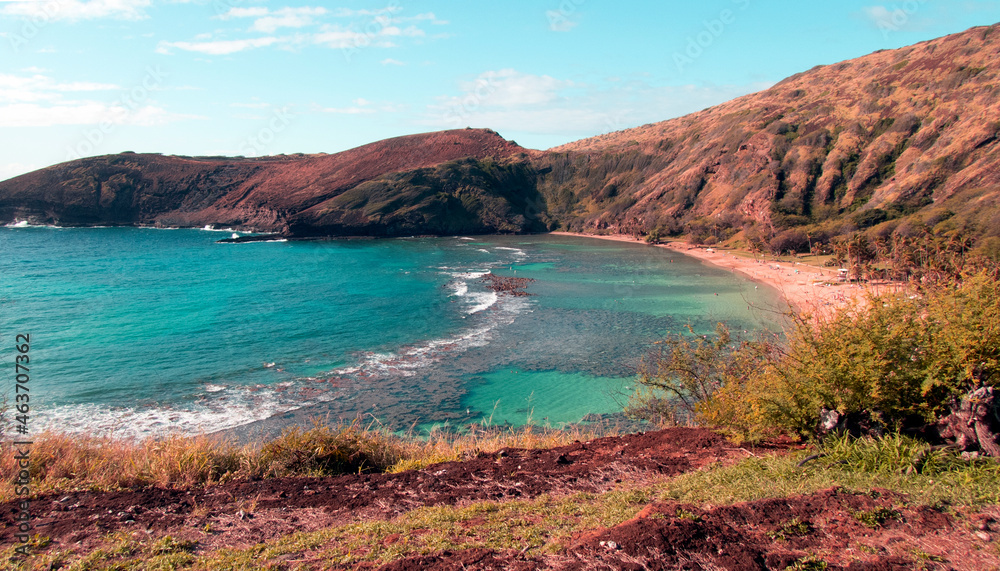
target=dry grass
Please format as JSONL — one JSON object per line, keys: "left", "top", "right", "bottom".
{"left": 0, "top": 420, "right": 621, "bottom": 501}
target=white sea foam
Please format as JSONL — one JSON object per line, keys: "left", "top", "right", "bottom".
{"left": 4, "top": 221, "right": 70, "bottom": 229}
{"left": 466, "top": 291, "right": 499, "bottom": 314}
{"left": 35, "top": 391, "right": 280, "bottom": 439}
{"left": 30, "top": 290, "right": 531, "bottom": 439}
{"left": 322, "top": 289, "right": 530, "bottom": 383}
{"left": 33, "top": 374, "right": 351, "bottom": 439}
{"left": 444, "top": 270, "right": 497, "bottom": 312}
{"left": 450, "top": 281, "right": 469, "bottom": 297}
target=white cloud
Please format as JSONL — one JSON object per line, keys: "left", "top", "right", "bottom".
{"left": 860, "top": 4, "right": 931, "bottom": 33}
{"left": 380, "top": 58, "right": 405, "bottom": 66}
{"left": 329, "top": 6, "right": 402, "bottom": 18}
{"left": 157, "top": 37, "right": 280, "bottom": 55}
{"left": 219, "top": 6, "right": 328, "bottom": 33}
{"left": 399, "top": 11, "right": 447, "bottom": 25}
{"left": 312, "top": 26, "right": 394, "bottom": 49}
{"left": 423, "top": 69, "right": 771, "bottom": 141}
{"left": 218, "top": 7, "right": 269, "bottom": 19}
{"left": 546, "top": 10, "right": 579, "bottom": 32}
{"left": 0, "top": 102, "right": 182, "bottom": 127}
{"left": 0, "top": 70, "right": 193, "bottom": 128}
{"left": 446, "top": 69, "right": 575, "bottom": 110}
{"left": 0, "top": 0, "right": 152, "bottom": 21}
{"left": 378, "top": 25, "right": 424, "bottom": 38}
{"left": 0, "top": 73, "right": 119, "bottom": 104}
{"left": 163, "top": 4, "right": 443, "bottom": 56}
{"left": 252, "top": 9, "right": 326, "bottom": 33}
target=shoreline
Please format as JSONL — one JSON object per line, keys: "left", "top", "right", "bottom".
{"left": 550, "top": 231, "right": 871, "bottom": 316}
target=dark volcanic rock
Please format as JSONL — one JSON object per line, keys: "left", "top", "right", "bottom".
{"left": 482, "top": 273, "right": 535, "bottom": 296}
{"left": 0, "top": 129, "right": 542, "bottom": 236}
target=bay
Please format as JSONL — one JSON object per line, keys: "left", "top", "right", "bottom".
{"left": 0, "top": 227, "right": 782, "bottom": 438}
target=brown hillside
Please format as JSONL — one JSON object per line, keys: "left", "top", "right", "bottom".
{"left": 547, "top": 24, "right": 1000, "bottom": 246}
{"left": 3, "top": 26, "right": 1000, "bottom": 246}
{"left": 0, "top": 129, "right": 533, "bottom": 234}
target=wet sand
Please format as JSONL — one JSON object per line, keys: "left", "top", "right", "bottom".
{"left": 550, "top": 232, "right": 873, "bottom": 316}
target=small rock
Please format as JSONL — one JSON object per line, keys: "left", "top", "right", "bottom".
{"left": 976, "top": 531, "right": 992, "bottom": 542}
{"left": 599, "top": 540, "right": 620, "bottom": 551}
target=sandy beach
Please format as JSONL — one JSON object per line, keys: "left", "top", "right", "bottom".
{"left": 551, "top": 232, "right": 872, "bottom": 316}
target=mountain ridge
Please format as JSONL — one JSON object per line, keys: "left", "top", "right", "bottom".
{"left": 3, "top": 24, "right": 1000, "bottom": 251}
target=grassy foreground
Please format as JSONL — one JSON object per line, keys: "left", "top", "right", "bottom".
{"left": 3, "top": 424, "right": 1000, "bottom": 569}
{"left": 0, "top": 421, "right": 616, "bottom": 502}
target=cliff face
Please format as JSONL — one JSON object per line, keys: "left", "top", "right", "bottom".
{"left": 0, "top": 129, "right": 543, "bottom": 235}
{"left": 3, "top": 25, "right": 1000, "bottom": 245}
{"left": 545, "top": 24, "right": 1000, "bottom": 246}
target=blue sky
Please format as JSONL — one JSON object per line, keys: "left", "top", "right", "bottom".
{"left": 1, "top": 0, "right": 999, "bottom": 180}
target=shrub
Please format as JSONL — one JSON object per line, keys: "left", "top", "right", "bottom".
{"left": 741, "top": 271, "right": 1000, "bottom": 437}
{"left": 625, "top": 324, "right": 782, "bottom": 441}
{"left": 630, "top": 270, "right": 1000, "bottom": 442}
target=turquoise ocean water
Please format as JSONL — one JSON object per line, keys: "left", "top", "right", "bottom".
{"left": 0, "top": 227, "right": 782, "bottom": 438}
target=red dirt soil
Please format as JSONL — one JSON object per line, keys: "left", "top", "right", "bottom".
{"left": 380, "top": 488, "right": 999, "bottom": 570}
{"left": 3, "top": 428, "right": 998, "bottom": 569}
{"left": 0, "top": 429, "right": 742, "bottom": 551}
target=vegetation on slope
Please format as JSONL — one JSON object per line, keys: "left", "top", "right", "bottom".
{"left": 287, "top": 157, "right": 553, "bottom": 237}
{"left": 628, "top": 262, "right": 1000, "bottom": 445}
{"left": 543, "top": 24, "right": 1000, "bottom": 257}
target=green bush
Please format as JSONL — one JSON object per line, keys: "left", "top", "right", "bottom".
{"left": 630, "top": 270, "right": 1000, "bottom": 442}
